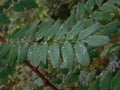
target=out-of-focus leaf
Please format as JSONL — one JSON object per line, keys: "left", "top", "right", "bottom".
{"left": 101, "top": 20, "right": 120, "bottom": 37}
{"left": 20, "top": 0, "right": 38, "bottom": 9}
{"left": 51, "top": 78, "right": 62, "bottom": 84}
{"left": 12, "top": 3, "right": 24, "bottom": 12}
{"left": 77, "top": 86, "right": 86, "bottom": 90}
{"left": 89, "top": 79, "right": 99, "bottom": 90}
{"left": 74, "top": 43, "right": 90, "bottom": 66}
{"left": 111, "top": 70, "right": 120, "bottom": 90}
{"left": 8, "top": 44, "right": 18, "bottom": 66}
{"left": 0, "top": 43, "right": 11, "bottom": 59}
{"left": 65, "top": 71, "right": 79, "bottom": 84}
{"left": 0, "top": 14, "right": 10, "bottom": 24}
{"left": 3, "top": 0, "right": 11, "bottom": 9}
{"left": 49, "top": 43, "right": 60, "bottom": 68}
{"left": 95, "top": 0, "right": 103, "bottom": 6}
{"left": 60, "top": 68, "right": 69, "bottom": 75}
{"left": 61, "top": 41, "right": 74, "bottom": 67}
{"left": 85, "top": 35, "right": 109, "bottom": 46}
{"left": 100, "top": 71, "right": 112, "bottom": 90}
{"left": 112, "top": 0, "right": 120, "bottom": 5}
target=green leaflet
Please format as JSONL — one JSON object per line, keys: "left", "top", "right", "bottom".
{"left": 66, "top": 21, "right": 86, "bottom": 40}
{"left": 101, "top": 20, "right": 120, "bottom": 37}
{"left": 0, "top": 65, "right": 14, "bottom": 81}
{"left": 27, "top": 44, "right": 41, "bottom": 66}
{"left": 24, "top": 22, "right": 38, "bottom": 41}
{"left": 0, "top": 43, "right": 11, "bottom": 59}
{"left": 8, "top": 44, "right": 18, "bottom": 66}
{"left": 77, "top": 86, "right": 86, "bottom": 90}
{"left": 12, "top": 3, "right": 24, "bottom": 12}
{"left": 111, "top": 70, "right": 120, "bottom": 90}
{"left": 89, "top": 79, "right": 99, "bottom": 90}
{"left": 61, "top": 41, "right": 74, "bottom": 67}
{"left": 2, "top": 0, "right": 11, "bottom": 9}
{"left": 44, "top": 20, "right": 61, "bottom": 41}
{"left": 100, "top": 71, "right": 112, "bottom": 90}
{"left": 9, "top": 25, "right": 34, "bottom": 40}
{"left": 49, "top": 43, "right": 60, "bottom": 68}
{"left": 84, "top": 0, "right": 95, "bottom": 13}
{"left": 36, "top": 19, "right": 54, "bottom": 41}
{"left": 79, "top": 23, "right": 101, "bottom": 40}
{"left": 95, "top": 0, "right": 103, "bottom": 6}
{"left": 100, "top": 2, "right": 118, "bottom": 13}
{"left": 75, "top": 2, "right": 85, "bottom": 20}
{"left": 64, "top": 13, "right": 76, "bottom": 30}
{"left": 85, "top": 35, "right": 109, "bottom": 46}
{"left": 17, "top": 44, "right": 29, "bottom": 64}
{"left": 20, "top": 0, "right": 38, "bottom": 9}
{"left": 65, "top": 71, "right": 79, "bottom": 84}
{"left": 28, "top": 44, "right": 48, "bottom": 66}
{"left": 0, "top": 14, "right": 10, "bottom": 24}
{"left": 74, "top": 43, "right": 90, "bottom": 66}
{"left": 0, "top": 6, "right": 3, "bottom": 13}
{"left": 60, "top": 68, "right": 69, "bottom": 75}
{"left": 91, "top": 11, "right": 112, "bottom": 22}
{"left": 51, "top": 78, "right": 62, "bottom": 84}
{"left": 54, "top": 24, "right": 68, "bottom": 41}
{"left": 100, "top": 44, "right": 113, "bottom": 58}
{"left": 112, "top": 0, "right": 120, "bottom": 4}
{"left": 38, "top": 43, "right": 48, "bottom": 64}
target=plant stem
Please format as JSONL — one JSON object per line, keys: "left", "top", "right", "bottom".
{"left": 25, "top": 60, "right": 58, "bottom": 90}
{"left": 0, "top": 36, "right": 58, "bottom": 90}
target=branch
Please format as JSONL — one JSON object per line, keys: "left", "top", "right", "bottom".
{"left": 0, "top": 36, "right": 58, "bottom": 90}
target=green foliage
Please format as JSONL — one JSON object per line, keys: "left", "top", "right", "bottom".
{"left": 0, "top": 14, "right": 10, "bottom": 24}
{"left": 89, "top": 79, "right": 99, "bottom": 90}
{"left": 111, "top": 70, "right": 120, "bottom": 90}
{"left": 0, "top": 0, "right": 120, "bottom": 89}
{"left": 20, "top": 0, "right": 38, "bottom": 9}
{"left": 74, "top": 43, "right": 90, "bottom": 66}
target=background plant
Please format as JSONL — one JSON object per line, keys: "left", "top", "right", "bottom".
{"left": 0, "top": 0, "right": 120, "bottom": 90}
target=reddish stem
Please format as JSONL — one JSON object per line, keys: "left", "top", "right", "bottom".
{"left": 0, "top": 36, "right": 58, "bottom": 90}
{"left": 25, "top": 61, "right": 58, "bottom": 90}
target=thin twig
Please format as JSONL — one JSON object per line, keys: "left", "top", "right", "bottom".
{"left": 0, "top": 36, "right": 58, "bottom": 90}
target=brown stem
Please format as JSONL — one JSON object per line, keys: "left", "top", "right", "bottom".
{"left": 0, "top": 36, "right": 58, "bottom": 90}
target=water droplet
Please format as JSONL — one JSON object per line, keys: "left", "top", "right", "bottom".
{"left": 48, "top": 50, "right": 50, "bottom": 53}
{"left": 30, "top": 51, "right": 32, "bottom": 54}
{"left": 18, "top": 46, "right": 21, "bottom": 49}
{"left": 36, "top": 37, "right": 40, "bottom": 41}
{"left": 70, "top": 37, "right": 73, "bottom": 40}
{"left": 76, "top": 54, "right": 79, "bottom": 57}
{"left": 47, "top": 37, "right": 50, "bottom": 41}
{"left": 44, "top": 42, "right": 47, "bottom": 44}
